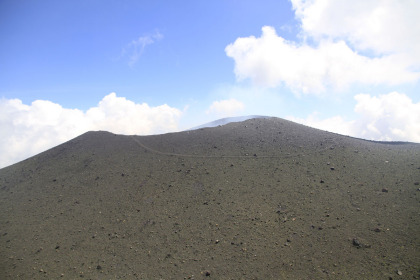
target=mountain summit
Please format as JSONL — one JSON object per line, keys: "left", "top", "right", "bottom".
{"left": 1, "top": 117, "right": 419, "bottom": 279}
{"left": 187, "top": 115, "right": 270, "bottom": 130}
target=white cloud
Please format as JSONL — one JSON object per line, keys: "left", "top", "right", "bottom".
{"left": 225, "top": 26, "right": 419, "bottom": 94}
{"left": 288, "top": 92, "right": 420, "bottom": 142}
{"left": 353, "top": 92, "right": 420, "bottom": 141}
{"left": 206, "top": 98, "right": 245, "bottom": 118}
{"left": 287, "top": 112, "right": 355, "bottom": 137}
{"left": 0, "top": 92, "right": 181, "bottom": 168}
{"left": 291, "top": 0, "right": 420, "bottom": 61}
{"left": 226, "top": 0, "right": 420, "bottom": 94}
{"left": 122, "top": 31, "right": 163, "bottom": 66}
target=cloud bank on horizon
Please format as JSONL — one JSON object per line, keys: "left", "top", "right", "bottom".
{"left": 0, "top": 93, "right": 181, "bottom": 168}
{"left": 1, "top": 0, "right": 419, "bottom": 168}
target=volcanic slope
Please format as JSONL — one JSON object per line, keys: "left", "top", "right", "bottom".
{"left": 1, "top": 117, "right": 419, "bottom": 279}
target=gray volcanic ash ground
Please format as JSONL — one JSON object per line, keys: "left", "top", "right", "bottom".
{"left": 1, "top": 117, "right": 419, "bottom": 279}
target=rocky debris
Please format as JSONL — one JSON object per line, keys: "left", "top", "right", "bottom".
{"left": 352, "top": 238, "right": 361, "bottom": 247}
{"left": 352, "top": 238, "right": 371, "bottom": 249}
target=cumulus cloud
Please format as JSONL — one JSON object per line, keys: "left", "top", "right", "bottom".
{"left": 288, "top": 92, "right": 420, "bottom": 142}
{"left": 0, "top": 92, "right": 181, "bottom": 168}
{"left": 226, "top": 26, "right": 419, "bottom": 94}
{"left": 353, "top": 92, "right": 420, "bottom": 141}
{"left": 206, "top": 98, "right": 245, "bottom": 118}
{"left": 291, "top": 0, "right": 420, "bottom": 61}
{"left": 122, "top": 31, "right": 163, "bottom": 66}
{"left": 226, "top": 0, "right": 420, "bottom": 94}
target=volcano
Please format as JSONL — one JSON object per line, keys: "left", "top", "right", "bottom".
{"left": 1, "top": 117, "right": 419, "bottom": 279}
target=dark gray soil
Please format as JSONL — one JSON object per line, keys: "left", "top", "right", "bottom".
{"left": 1, "top": 117, "right": 419, "bottom": 279}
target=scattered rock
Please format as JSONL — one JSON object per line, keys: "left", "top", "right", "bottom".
{"left": 352, "top": 238, "right": 371, "bottom": 248}
{"left": 352, "top": 238, "right": 361, "bottom": 247}
{"left": 96, "top": 265, "right": 102, "bottom": 270}
{"left": 396, "top": 270, "right": 403, "bottom": 276}
{"left": 382, "top": 188, "right": 389, "bottom": 193}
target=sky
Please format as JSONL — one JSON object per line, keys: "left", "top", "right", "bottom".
{"left": 1, "top": 0, "right": 419, "bottom": 168}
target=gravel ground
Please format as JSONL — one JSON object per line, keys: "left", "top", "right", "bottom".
{"left": 1, "top": 117, "right": 419, "bottom": 279}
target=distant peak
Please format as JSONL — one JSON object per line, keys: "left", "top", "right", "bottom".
{"left": 188, "top": 115, "right": 271, "bottom": 130}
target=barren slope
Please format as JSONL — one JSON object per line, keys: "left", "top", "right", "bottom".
{"left": 1, "top": 118, "right": 419, "bottom": 279}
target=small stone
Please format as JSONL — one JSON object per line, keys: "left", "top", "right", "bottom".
{"left": 352, "top": 238, "right": 361, "bottom": 247}
{"left": 374, "top": 228, "right": 381, "bottom": 232}
{"left": 330, "top": 167, "right": 335, "bottom": 171}
{"left": 382, "top": 188, "right": 389, "bottom": 193}
{"left": 396, "top": 270, "right": 402, "bottom": 276}
{"left": 96, "top": 265, "right": 102, "bottom": 270}
{"left": 414, "top": 182, "right": 419, "bottom": 186}
{"left": 320, "top": 180, "right": 325, "bottom": 183}
{"left": 204, "top": 270, "right": 211, "bottom": 276}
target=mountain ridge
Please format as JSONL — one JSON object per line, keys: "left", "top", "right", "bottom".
{"left": 1, "top": 117, "right": 419, "bottom": 279}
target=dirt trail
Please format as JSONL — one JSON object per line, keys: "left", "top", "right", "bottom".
{"left": 131, "top": 135, "right": 337, "bottom": 159}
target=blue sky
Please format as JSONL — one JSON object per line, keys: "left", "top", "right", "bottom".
{"left": 1, "top": 0, "right": 419, "bottom": 168}
{"left": 1, "top": 0, "right": 295, "bottom": 108}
